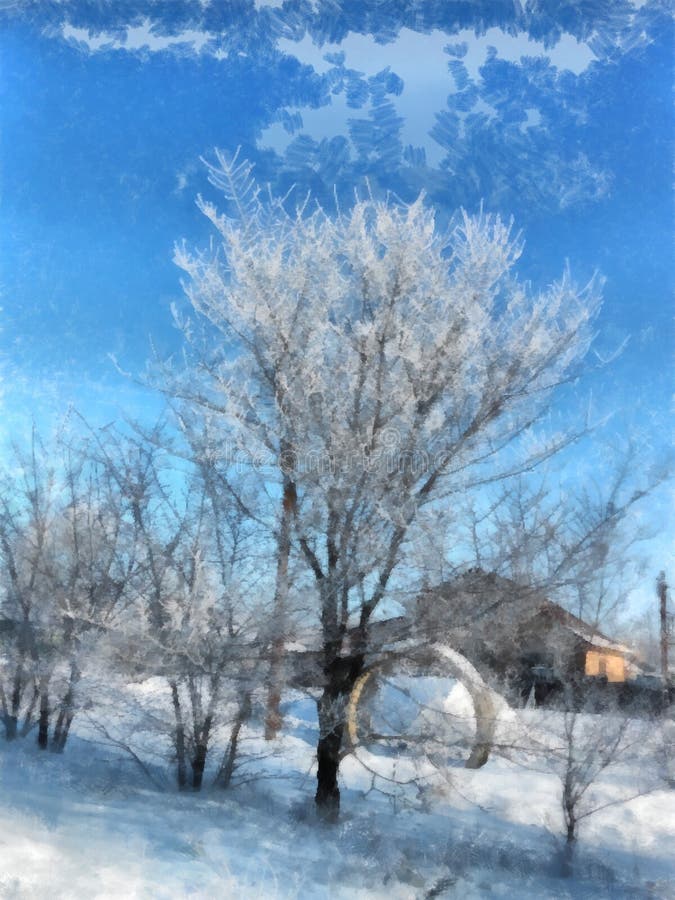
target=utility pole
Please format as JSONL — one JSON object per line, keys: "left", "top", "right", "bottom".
{"left": 657, "top": 571, "right": 669, "bottom": 709}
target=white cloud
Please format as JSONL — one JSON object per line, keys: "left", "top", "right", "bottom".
{"left": 521, "top": 107, "right": 542, "bottom": 133}
{"left": 477, "top": 28, "right": 596, "bottom": 78}
{"left": 267, "top": 29, "right": 454, "bottom": 167}
{"left": 262, "top": 27, "right": 596, "bottom": 166}
{"left": 59, "top": 17, "right": 596, "bottom": 170}
{"left": 61, "top": 19, "right": 218, "bottom": 56}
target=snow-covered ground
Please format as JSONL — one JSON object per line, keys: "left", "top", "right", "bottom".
{"left": 0, "top": 692, "right": 673, "bottom": 899}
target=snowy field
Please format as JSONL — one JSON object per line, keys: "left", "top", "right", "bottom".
{"left": 0, "top": 692, "right": 673, "bottom": 900}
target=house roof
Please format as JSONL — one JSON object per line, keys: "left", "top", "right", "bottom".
{"left": 536, "top": 600, "right": 632, "bottom": 656}
{"left": 414, "top": 568, "right": 634, "bottom": 658}
{"left": 283, "top": 569, "right": 634, "bottom": 661}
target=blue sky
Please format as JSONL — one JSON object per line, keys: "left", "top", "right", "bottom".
{"left": 0, "top": 1, "right": 672, "bottom": 615}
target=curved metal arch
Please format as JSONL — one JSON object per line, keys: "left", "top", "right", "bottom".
{"left": 346, "top": 642, "right": 504, "bottom": 769}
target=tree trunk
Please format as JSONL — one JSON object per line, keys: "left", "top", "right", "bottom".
{"left": 0, "top": 683, "right": 12, "bottom": 741}
{"left": 37, "top": 678, "right": 49, "bottom": 750}
{"left": 315, "top": 651, "right": 364, "bottom": 822}
{"left": 51, "top": 662, "right": 79, "bottom": 752}
{"left": 191, "top": 713, "right": 214, "bottom": 792}
{"left": 170, "top": 681, "right": 187, "bottom": 790}
{"left": 188, "top": 674, "right": 216, "bottom": 792}
{"left": 20, "top": 681, "right": 39, "bottom": 737}
{"left": 265, "top": 676, "right": 283, "bottom": 741}
{"left": 561, "top": 773, "right": 577, "bottom": 878}
{"left": 561, "top": 829, "right": 576, "bottom": 878}
{"left": 191, "top": 742, "right": 208, "bottom": 791}
{"left": 4, "top": 716, "right": 17, "bottom": 740}
{"left": 52, "top": 712, "right": 74, "bottom": 753}
{"left": 315, "top": 697, "right": 344, "bottom": 822}
{"left": 7, "top": 661, "right": 24, "bottom": 741}
{"left": 216, "top": 693, "right": 251, "bottom": 789}
{"left": 52, "top": 707, "right": 66, "bottom": 751}
{"left": 265, "top": 477, "right": 296, "bottom": 740}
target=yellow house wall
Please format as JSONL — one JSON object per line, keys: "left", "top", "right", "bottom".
{"left": 584, "top": 650, "right": 625, "bottom": 682}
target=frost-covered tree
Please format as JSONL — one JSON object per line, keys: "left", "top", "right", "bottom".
{"left": 167, "top": 150, "right": 601, "bottom": 818}
{"left": 456, "top": 440, "right": 662, "bottom": 652}
{"left": 0, "top": 431, "right": 58, "bottom": 743}
{"left": 516, "top": 701, "right": 662, "bottom": 878}
{"left": 89, "top": 424, "right": 267, "bottom": 791}
{"left": 0, "top": 427, "right": 135, "bottom": 751}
